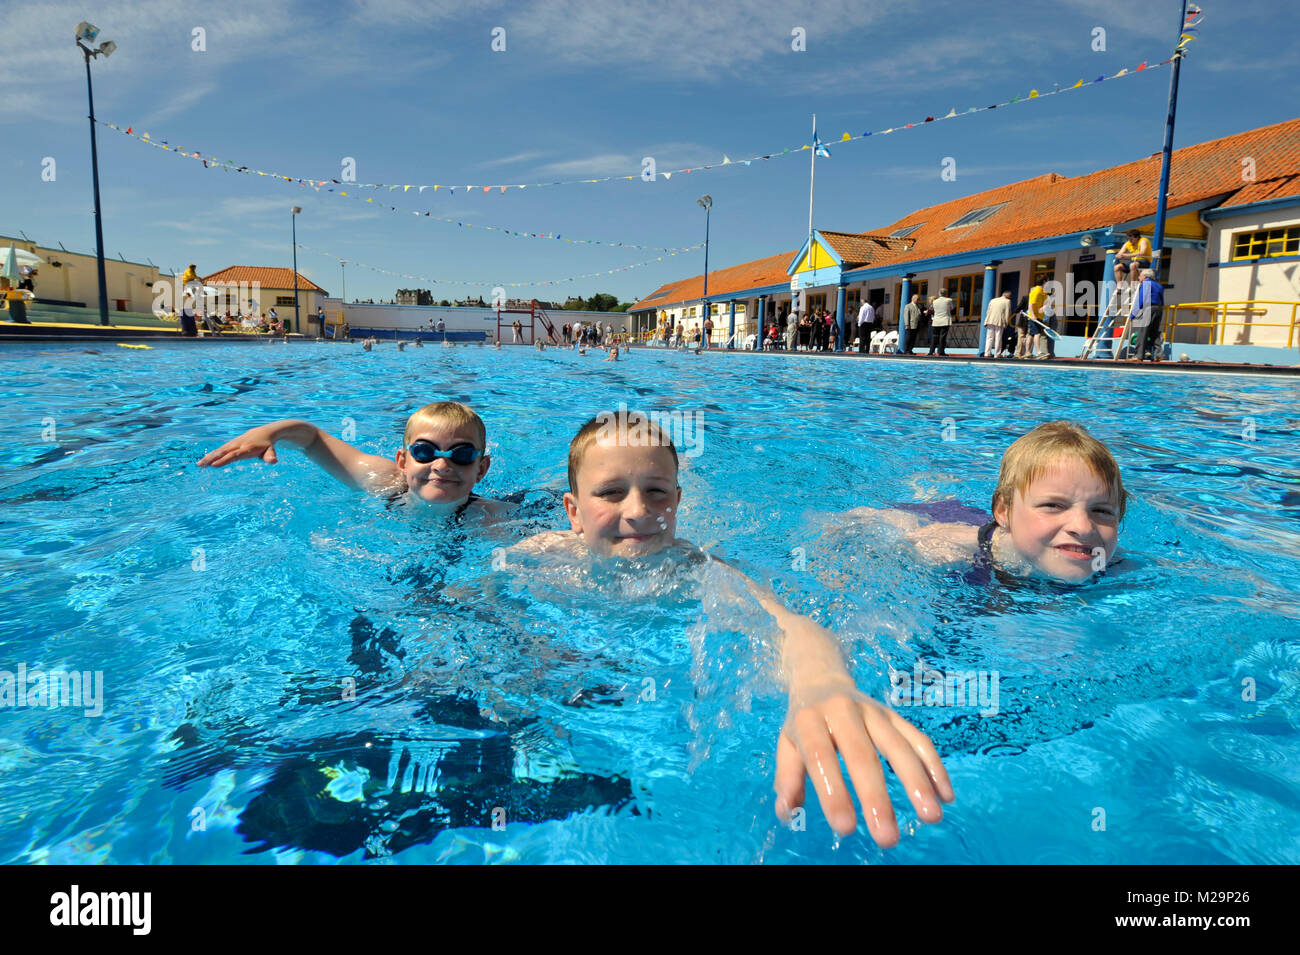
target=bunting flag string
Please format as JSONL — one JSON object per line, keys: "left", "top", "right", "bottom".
{"left": 98, "top": 120, "right": 693, "bottom": 254}
{"left": 294, "top": 242, "right": 699, "bottom": 289}
{"left": 101, "top": 45, "right": 1188, "bottom": 200}
{"left": 1175, "top": 4, "right": 1206, "bottom": 55}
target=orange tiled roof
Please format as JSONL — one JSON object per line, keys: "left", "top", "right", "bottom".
{"left": 202, "top": 266, "right": 327, "bottom": 294}
{"left": 633, "top": 250, "right": 797, "bottom": 312}
{"left": 870, "top": 116, "right": 1300, "bottom": 265}
{"left": 631, "top": 115, "right": 1300, "bottom": 310}
{"left": 1219, "top": 172, "right": 1300, "bottom": 208}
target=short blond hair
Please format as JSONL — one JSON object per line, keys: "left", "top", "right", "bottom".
{"left": 993, "top": 421, "right": 1127, "bottom": 520}
{"left": 402, "top": 401, "right": 486, "bottom": 448}
{"left": 568, "top": 410, "right": 679, "bottom": 493}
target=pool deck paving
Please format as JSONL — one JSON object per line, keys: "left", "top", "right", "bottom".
{"left": 5, "top": 319, "right": 1298, "bottom": 375}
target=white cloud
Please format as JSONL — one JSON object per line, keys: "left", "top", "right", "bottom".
{"left": 138, "top": 82, "right": 218, "bottom": 125}
{"left": 477, "top": 150, "right": 548, "bottom": 168}
{"left": 1056, "top": 0, "right": 1172, "bottom": 42}
{"left": 525, "top": 142, "right": 721, "bottom": 178}
{"left": 218, "top": 196, "right": 300, "bottom": 218}
{"left": 504, "top": 0, "right": 911, "bottom": 76}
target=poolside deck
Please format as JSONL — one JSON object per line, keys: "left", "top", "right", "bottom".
{"left": 629, "top": 344, "right": 1300, "bottom": 376}
{"left": 0, "top": 318, "right": 308, "bottom": 344}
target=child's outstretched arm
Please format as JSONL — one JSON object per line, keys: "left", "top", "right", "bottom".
{"left": 723, "top": 565, "right": 954, "bottom": 846}
{"left": 197, "top": 419, "right": 402, "bottom": 493}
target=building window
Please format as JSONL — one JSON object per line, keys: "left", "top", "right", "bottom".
{"left": 943, "top": 273, "right": 984, "bottom": 319}
{"left": 1032, "top": 259, "right": 1055, "bottom": 287}
{"left": 945, "top": 203, "right": 1008, "bottom": 230}
{"left": 1231, "top": 226, "right": 1300, "bottom": 261}
{"left": 807, "top": 293, "right": 827, "bottom": 313}
{"left": 894, "top": 280, "right": 929, "bottom": 312}
{"left": 890, "top": 224, "right": 923, "bottom": 238}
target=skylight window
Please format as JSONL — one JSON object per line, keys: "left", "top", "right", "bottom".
{"left": 945, "top": 203, "right": 1008, "bottom": 229}
{"left": 889, "top": 224, "right": 923, "bottom": 238}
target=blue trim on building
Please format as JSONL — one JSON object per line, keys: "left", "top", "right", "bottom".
{"left": 1209, "top": 253, "right": 1300, "bottom": 268}
{"left": 1202, "top": 193, "right": 1300, "bottom": 221}
{"left": 835, "top": 285, "right": 847, "bottom": 351}
{"left": 793, "top": 264, "right": 843, "bottom": 289}
{"left": 977, "top": 264, "right": 996, "bottom": 355}
{"left": 896, "top": 276, "right": 913, "bottom": 353}
{"left": 788, "top": 231, "right": 847, "bottom": 274}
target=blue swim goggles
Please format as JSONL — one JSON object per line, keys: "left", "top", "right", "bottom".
{"left": 407, "top": 440, "right": 484, "bottom": 465}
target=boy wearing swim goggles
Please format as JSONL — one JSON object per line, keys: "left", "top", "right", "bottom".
{"left": 198, "top": 401, "right": 511, "bottom": 519}
{"left": 506, "top": 409, "right": 954, "bottom": 846}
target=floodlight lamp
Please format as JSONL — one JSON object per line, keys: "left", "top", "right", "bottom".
{"left": 698, "top": 195, "right": 712, "bottom": 210}
{"left": 97, "top": 40, "right": 116, "bottom": 57}
{"left": 76, "top": 22, "right": 100, "bottom": 43}
{"left": 1080, "top": 233, "right": 1096, "bottom": 247}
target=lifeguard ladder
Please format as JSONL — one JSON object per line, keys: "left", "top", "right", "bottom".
{"left": 496, "top": 299, "right": 559, "bottom": 344}
{"left": 1081, "top": 283, "right": 1139, "bottom": 360}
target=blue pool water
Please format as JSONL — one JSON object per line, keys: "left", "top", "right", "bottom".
{"left": 1, "top": 341, "right": 1298, "bottom": 864}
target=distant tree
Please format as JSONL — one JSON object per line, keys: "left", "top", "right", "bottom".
{"left": 587, "top": 293, "right": 619, "bottom": 312}
{"left": 612, "top": 303, "right": 631, "bottom": 313}
{"left": 439, "top": 299, "right": 451, "bottom": 307}
{"left": 563, "top": 297, "right": 587, "bottom": 311}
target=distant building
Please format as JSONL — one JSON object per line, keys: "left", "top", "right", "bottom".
{"left": 632, "top": 115, "right": 1300, "bottom": 349}
{"left": 396, "top": 288, "right": 434, "bottom": 306}
{"left": 203, "top": 266, "right": 329, "bottom": 334}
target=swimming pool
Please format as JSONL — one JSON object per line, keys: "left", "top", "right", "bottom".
{"left": 2, "top": 341, "right": 1297, "bottom": 864}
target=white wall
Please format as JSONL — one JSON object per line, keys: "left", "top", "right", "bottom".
{"left": 1203, "top": 209, "right": 1300, "bottom": 347}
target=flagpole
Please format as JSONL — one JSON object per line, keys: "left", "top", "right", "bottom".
{"left": 1151, "top": 0, "right": 1192, "bottom": 280}
{"left": 808, "top": 113, "right": 816, "bottom": 243}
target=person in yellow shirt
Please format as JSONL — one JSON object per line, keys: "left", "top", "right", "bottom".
{"left": 1, "top": 277, "right": 30, "bottom": 324}
{"left": 1021, "top": 281, "right": 1048, "bottom": 359}
{"left": 1114, "top": 230, "right": 1153, "bottom": 286}
{"left": 178, "top": 264, "right": 201, "bottom": 338}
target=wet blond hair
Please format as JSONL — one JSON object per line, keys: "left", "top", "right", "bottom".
{"left": 993, "top": 421, "right": 1127, "bottom": 521}
{"left": 402, "top": 401, "right": 487, "bottom": 448}
{"left": 568, "top": 410, "right": 679, "bottom": 493}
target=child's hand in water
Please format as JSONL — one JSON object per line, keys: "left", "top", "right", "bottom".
{"left": 775, "top": 677, "right": 953, "bottom": 847}
{"left": 198, "top": 424, "right": 284, "bottom": 467}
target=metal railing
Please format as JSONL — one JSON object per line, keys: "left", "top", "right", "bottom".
{"left": 1165, "top": 300, "right": 1300, "bottom": 348}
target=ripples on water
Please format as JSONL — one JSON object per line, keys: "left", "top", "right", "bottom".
{"left": 0, "top": 343, "right": 1297, "bottom": 863}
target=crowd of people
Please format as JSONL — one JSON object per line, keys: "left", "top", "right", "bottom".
{"left": 560, "top": 321, "right": 617, "bottom": 347}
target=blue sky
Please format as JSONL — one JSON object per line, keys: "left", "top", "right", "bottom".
{"left": 5, "top": 0, "right": 1297, "bottom": 305}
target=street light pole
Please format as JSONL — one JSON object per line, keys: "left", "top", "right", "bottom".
{"left": 75, "top": 23, "right": 115, "bottom": 326}
{"left": 291, "top": 206, "right": 302, "bottom": 334}
{"left": 698, "top": 195, "right": 712, "bottom": 337}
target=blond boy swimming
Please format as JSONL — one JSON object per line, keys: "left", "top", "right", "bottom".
{"left": 846, "top": 421, "right": 1126, "bottom": 582}
{"left": 508, "top": 410, "right": 955, "bottom": 846}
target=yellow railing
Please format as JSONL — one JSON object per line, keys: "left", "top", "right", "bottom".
{"left": 1166, "top": 300, "right": 1300, "bottom": 348}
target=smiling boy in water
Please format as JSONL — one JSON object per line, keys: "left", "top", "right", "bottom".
{"left": 508, "top": 409, "right": 955, "bottom": 846}
{"left": 198, "top": 401, "right": 512, "bottom": 521}
{"left": 846, "top": 421, "right": 1125, "bottom": 582}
